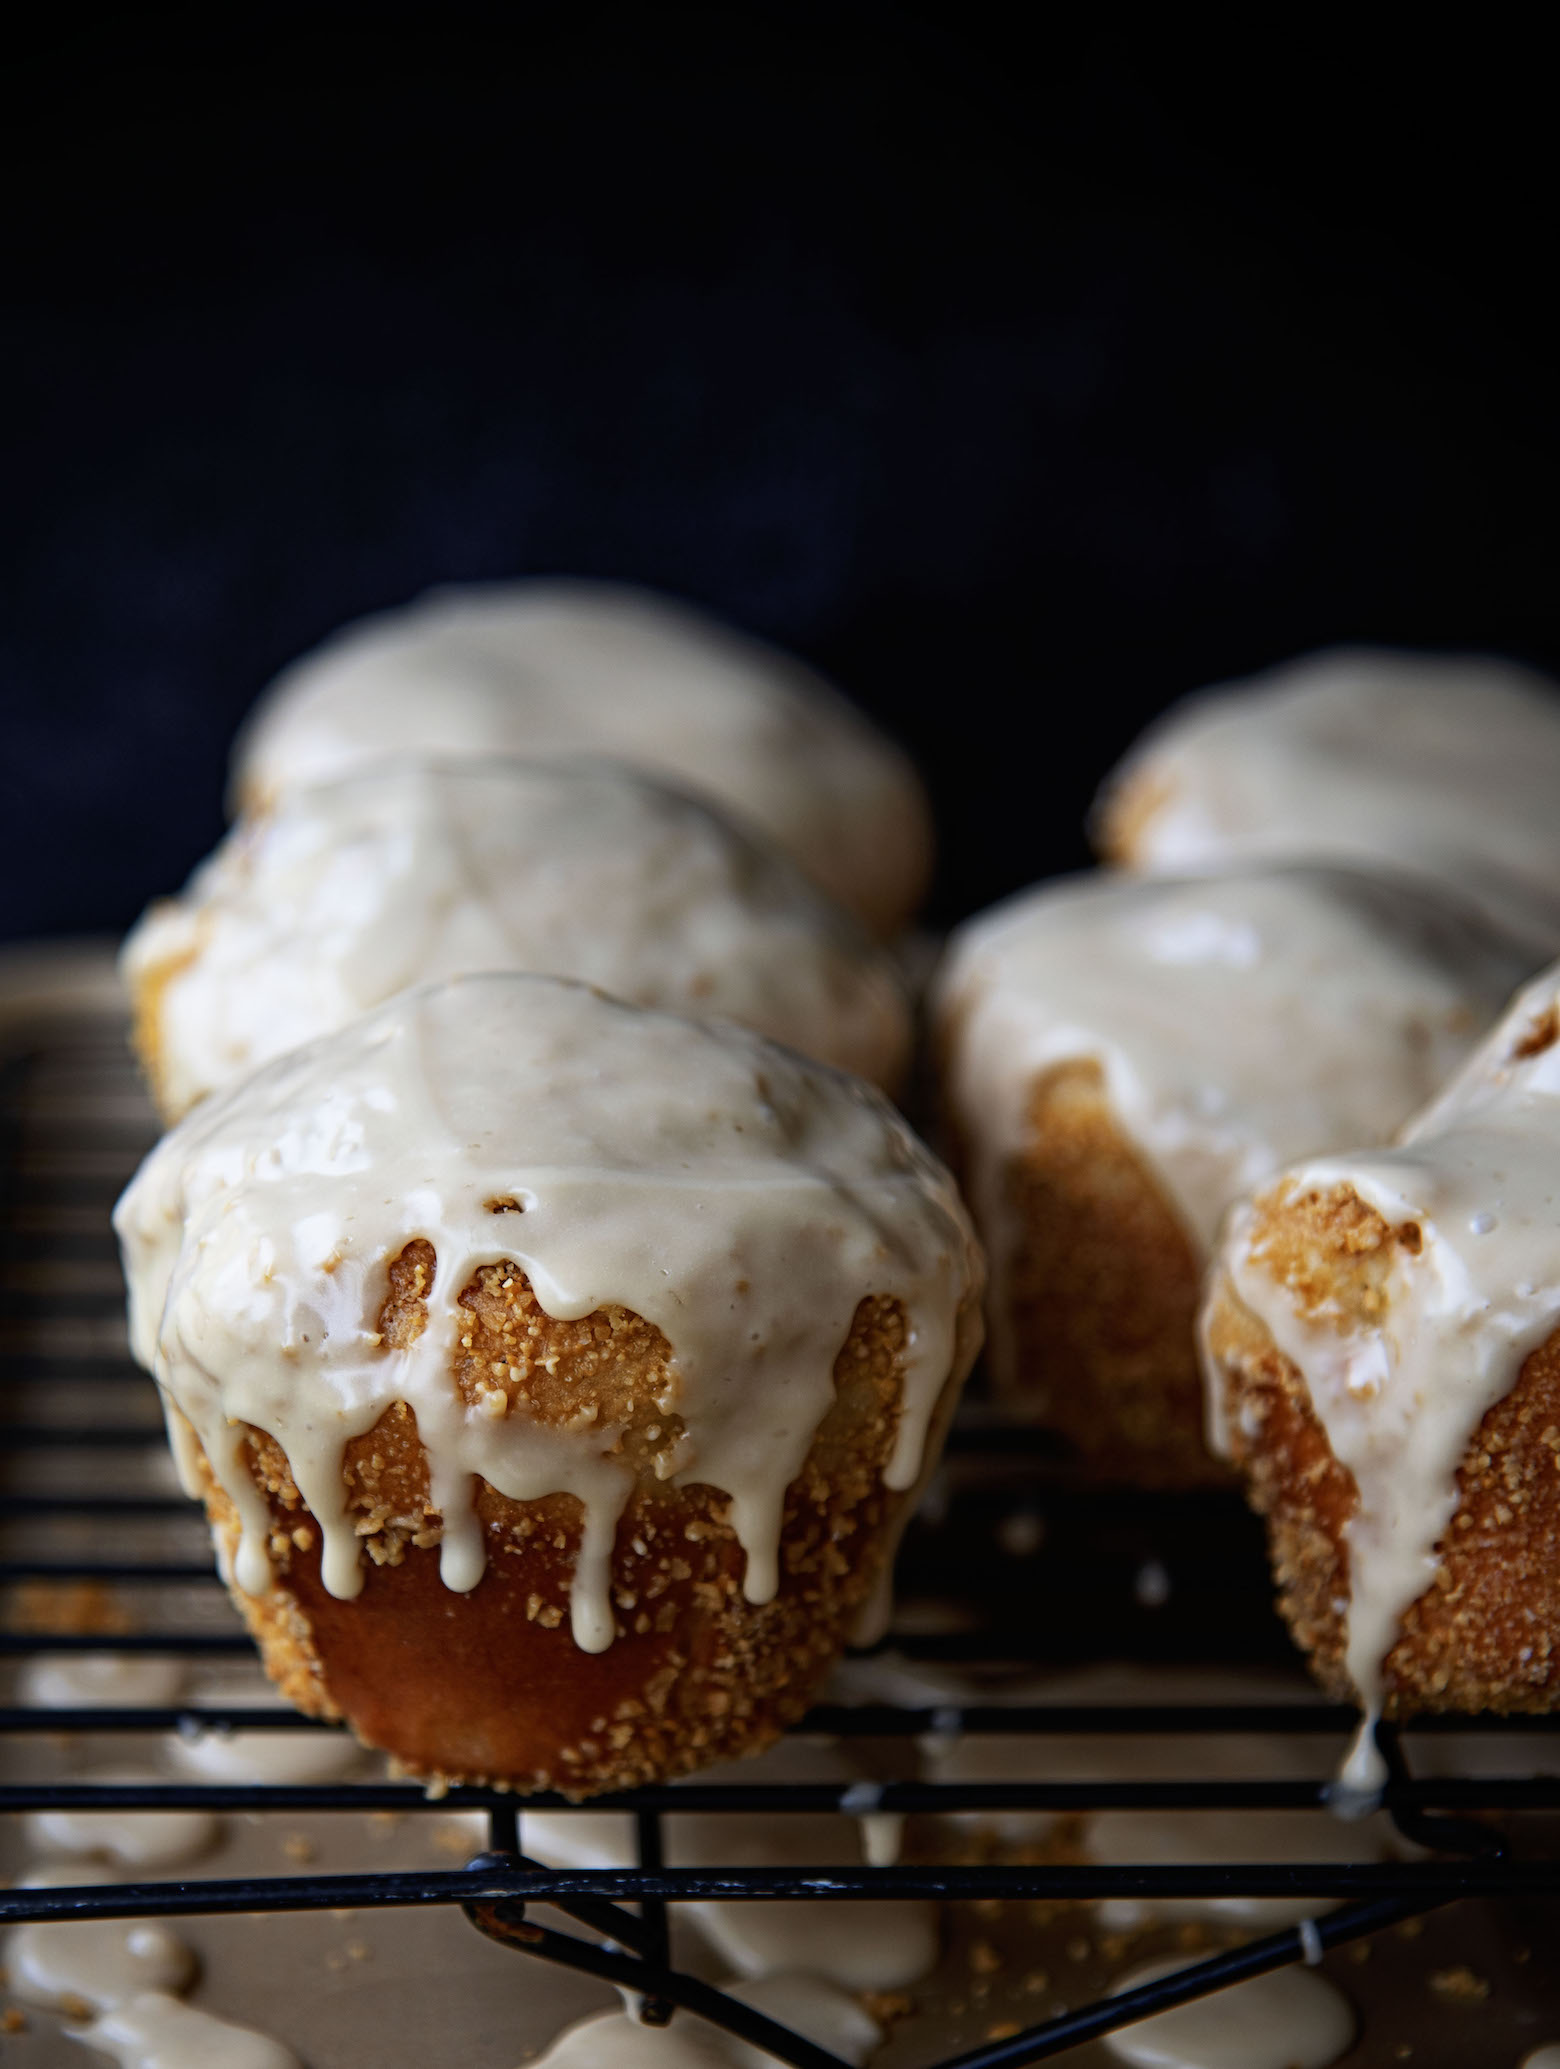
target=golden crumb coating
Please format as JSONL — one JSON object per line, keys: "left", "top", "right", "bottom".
{"left": 1205, "top": 1182, "right": 1560, "bottom": 1714}
{"left": 1093, "top": 765, "right": 1175, "bottom": 868}
{"left": 125, "top": 922, "right": 199, "bottom": 1125}
{"left": 983, "top": 1060, "right": 1228, "bottom": 1487}
{"left": 187, "top": 1244, "right": 975, "bottom": 1793}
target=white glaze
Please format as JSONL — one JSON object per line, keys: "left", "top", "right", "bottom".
{"left": 1520, "top": 2048, "right": 1560, "bottom": 2068}
{"left": 5, "top": 1863, "right": 196, "bottom": 2014}
{"left": 534, "top": 1975, "right": 880, "bottom": 2068}
{"left": 125, "top": 756, "right": 911, "bottom": 1117}
{"left": 165, "top": 1725, "right": 362, "bottom": 1785}
{"left": 26, "top": 1775, "right": 219, "bottom": 1870}
{"left": 1104, "top": 1958, "right": 1354, "bottom": 2069}
{"left": 72, "top": 1992, "right": 302, "bottom": 2069}
{"left": 228, "top": 580, "right": 932, "bottom": 934}
{"left": 523, "top": 1740, "right": 937, "bottom": 1993}
{"left": 936, "top": 866, "right": 1523, "bottom": 1381}
{"left": 1088, "top": 1808, "right": 1391, "bottom": 1932}
{"left": 114, "top": 973, "right": 981, "bottom": 1652}
{"left": 690, "top": 1884, "right": 938, "bottom": 1996}
{"left": 1210, "top": 956, "right": 1560, "bottom": 1790}
{"left": 18, "top": 1655, "right": 186, "bottom": 1710}
{"left": 1096, "top": 646, "right": 1560, "bottom": 950}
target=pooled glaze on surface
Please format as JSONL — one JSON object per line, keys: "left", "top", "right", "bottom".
{"left": 227, "top": 580, "right": 932, "bottom": 934}
{"left": 1096, "top": 646, "right": 1560, "bottom": 950}
{"left": 25, "top": 1778, "right": 218, "bottom": 1872}
{"left": 936, "top": 866, "right": 1524, "bottom": 1379}
{"left": 18, "top": 1656, "right": 186, "bottom": 1711}
{"left": 1210, "top": 957, "right": 1560, "bottom": 1790}
{"left": 5, "top": 1864, "right": 196, "bottom": 2015}
{"left": 114, "top": 974, "right": 981, "bottom": 1653}
{"left": 1104, "top": 1958, "right": 1354, "bottom": 2069}
{"left": 125, "top": 757, "right": 910, "bottom": 1117}
{"left": 534, "top": 1974, "right": 881, "bottom": 2068}
{"left": 74, "top": 1992, "right": 303, "bottom": 2069}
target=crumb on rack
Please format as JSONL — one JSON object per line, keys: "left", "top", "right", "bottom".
{"left": 1428, "top": 1965, "right": 1490, "bottom": 2004}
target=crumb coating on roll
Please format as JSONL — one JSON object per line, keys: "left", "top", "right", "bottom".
{"left": 190, "top": 1250, "right": 964, "bottom": 1792}
{"left": 1205, "top": 1183, "right": 1560, "bottom": 1715}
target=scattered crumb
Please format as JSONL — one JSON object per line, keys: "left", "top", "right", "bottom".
{"left": 282, "top": 1833, "right": 317, "bottom": 1864}
{"left": 1396, "top": 1917, "right": 1425, "bottom": 1941}
{"left": 1348, "top": 1941, "right": 1372, "bottom": 1964}
{"left": 969, "top": 1940, "right": 1002, "bottom": 1976}
{"left": 1429, "top": 1966, "right": 1489, "bottom": 2005}
{"left": 1023, "top": 1970, "right": 1050, "bottom": 1995}
{"left": 434, "top": 1821, "right": 478, "bottom": 1858}
{"left": 1394, "top": 2047, "right": 1414, "bottom": 2061}
{"left": 1066, "top": 1936, "right": 1092, "bottom": 1963}
{"left": 1514, "top": 1945, "right": 1532, "bottom": 1965}
{"left": 59, "top": 1992, "right": 93, "bottom": 2023}
{"left": 985, "top": 2021, "right": 1021, "bottom": 2041}
{"left": 4, "top": 1578, "right": 132, "bottom": 1635}
{"left": 857, "top": 1992, "right": 911, "bottom": 2028}
{"left": 325, "top": 1950, "right": 349, "bottom": 1972}
{"left": 368, "top": 1811, "right": 403, "bottom": 1836}
{"left": 347, "top": 1941, "right": 370, "bottom": 1962}
{"left": 3, "top": 2006, "right": 30, "bottom": 2032}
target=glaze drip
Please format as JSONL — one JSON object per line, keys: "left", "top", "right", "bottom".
{"left": 1209, "top": 956, "right": 1560, "bottom": 1781}
{"left": 936, "top": 865, "right": 1525, "bottom": 1382}
{"left": 114, "top": 974, "right": 981, "bottom": 1652}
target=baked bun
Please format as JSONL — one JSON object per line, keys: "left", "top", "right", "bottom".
{"left": 113, "top": 975, "right": 983, "bottom": 1792}
{"left": 228, "top": 581, "right": 932, "bottom": 937}
{"left": 934, "top": 866, "right": 1527, "bottom": 1485}
{"left": 1093, "top": 647, "right": 1560, "bottom": 952}
{"left": 1201, "top": 958, "right": 1560, "bottom": 1786}
{"left": 123, "top": 756, "right": 912, "bottom": 1121}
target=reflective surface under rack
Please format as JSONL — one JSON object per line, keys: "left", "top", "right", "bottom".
{"left": 3, "top": 990, "right": 1560, "bottom": 2068}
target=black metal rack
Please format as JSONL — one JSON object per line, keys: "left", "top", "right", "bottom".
{"left": 3, "top": 1012, "right": 1559, "bottom": 2068}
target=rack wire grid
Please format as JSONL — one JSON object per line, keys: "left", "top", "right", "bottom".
{"left": 2, "top": 994, "right": 1559, "bottom": 2068}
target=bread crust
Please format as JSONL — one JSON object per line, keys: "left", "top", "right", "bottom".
{"left": 186, "top": 1245, "right": 977, "bottom": 1791}
{"left": 984, "top": 1060, "right": 1228, "bottom": 1488}
{"left": 1204, "top": 1184, "right": 1560, "bottom": 1714}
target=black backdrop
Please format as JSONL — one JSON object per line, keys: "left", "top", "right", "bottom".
{"left": 2, "top": 10, "right": 1556, "bottom": 939}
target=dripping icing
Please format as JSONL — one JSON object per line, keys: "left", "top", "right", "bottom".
{"left": 936, "top": 865, "right": 1524, "bottom": 1384}
{"left": 114, "top": 974, "right": 981, "bottom": 1653}
{"left": 1209, "top": 956, "right": 1560, "bottom": 1779}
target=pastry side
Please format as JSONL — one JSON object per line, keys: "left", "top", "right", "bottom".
{"left": 114, "top": 973, "right": 984, "bottom": 1791}
{"left": 1201, "top": 960, "right": 1560, "bottom": 1742}
{"left": 1203, "top": 1186, "right": 1560, "bottom": 1717}
{"left": 185, "top": 1251, "right": 977, "bottom": 1792}
{"left": 934, "top": 866, "right": 1527, "bottom": 1487}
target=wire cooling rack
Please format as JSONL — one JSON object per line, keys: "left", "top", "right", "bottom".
{"left": 3, "top": 998, "right": 1560, "bottom": 2068}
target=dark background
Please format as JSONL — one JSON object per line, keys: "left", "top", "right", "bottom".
{"left": 2, "top": 10, "right": 1555, "bottom": 940}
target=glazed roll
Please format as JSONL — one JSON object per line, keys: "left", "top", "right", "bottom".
{"left": 1202, "top": 958, "right": 1560, "bottom": 1784}
{"left": 1093, "top": 647, "right": 1560, "bottom": 953}
{"left": 122, "top": 756, "right": 912, "bottom": 1120}
{"left": 228, "top": 581, "right": 933, "bottom": 937}
{"left": 114, "top": 975, "right": 983, "bottom": 1792}
{"left": 934, "top": 866, "right": 1527, "bottom": 1485}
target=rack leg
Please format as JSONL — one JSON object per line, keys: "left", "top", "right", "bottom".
{"left": 636, "top": 1807, "right": 674, "bottom": 2027}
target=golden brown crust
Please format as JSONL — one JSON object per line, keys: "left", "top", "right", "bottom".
{"left": 190, "top": 1247, "right": 966, "bottom": 1792}
{"left": 1092, "top": 765, "right": 1174, "bottom": 868}
{"left": 124, "top": 916, "right": 198, "bottom": 1126}
{"left": 1205, "top": 1182, "right": 1560, "bottom": 1714}
{"left": 991, "top": 1060, "right": 1228, "bottom": 1488}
